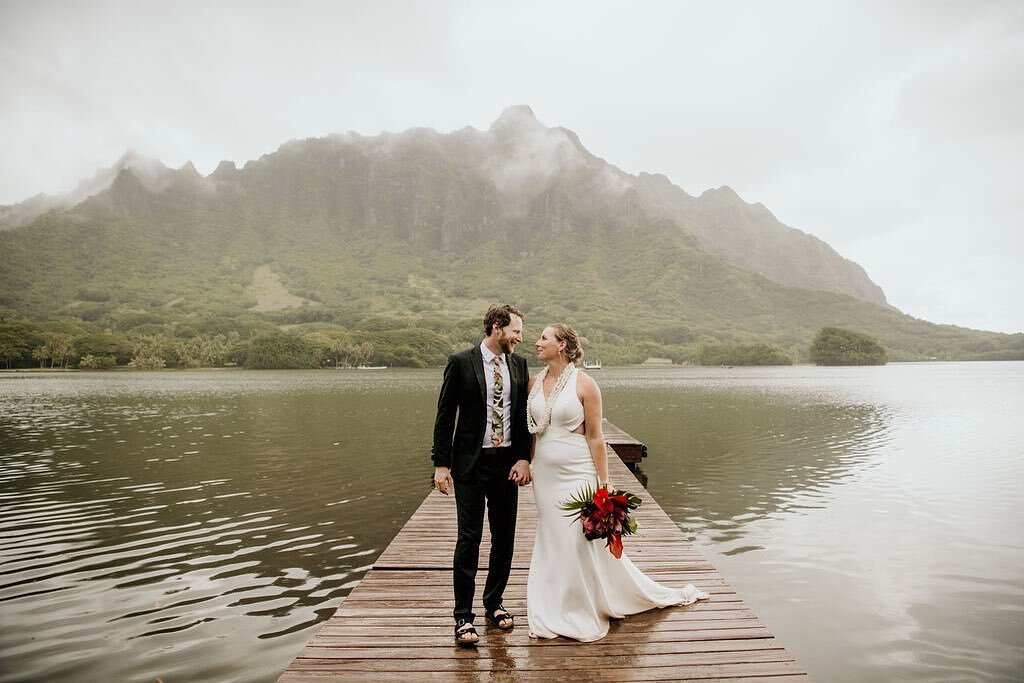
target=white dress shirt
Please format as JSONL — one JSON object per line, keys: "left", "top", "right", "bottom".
{"left": 480, "top": 341, "right": 512, "bottom": 449}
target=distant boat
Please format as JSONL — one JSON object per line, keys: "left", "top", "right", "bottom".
{"left": 356, "top": 365, "right": 388, "bottom": 370}
{"left": 582, "top": 359, "right": 602, "bottom": 370}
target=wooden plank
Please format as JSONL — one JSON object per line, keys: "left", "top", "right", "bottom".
{"left": 602, "top": 419, "right": 648, "bottom": 464}
{"left": 280, "top": 661, "right": 808, "bottom": 681}
{"left": 277, "top": 424, "right": 810, "bottom": 681}
{"left": 281, "top": 675, "right": 811, "bottom": 683}
{"left": 287, "top": 650, "right": 797, "bottom": 671}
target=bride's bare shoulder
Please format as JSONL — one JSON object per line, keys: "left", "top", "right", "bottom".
{"left": 576, "top": 369, "right": 601, "bottom": 395}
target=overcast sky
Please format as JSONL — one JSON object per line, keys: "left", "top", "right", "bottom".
{"left": 2, "top": 0, "right": 1021, "bottom": 333}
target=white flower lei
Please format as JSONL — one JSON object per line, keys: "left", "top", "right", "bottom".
{"left": 527, "top": 363, "right": 577, "bottom": 434}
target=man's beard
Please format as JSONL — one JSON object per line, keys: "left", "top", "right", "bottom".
{"left": 499, "top": 337, "right": 516, "bottom": 355}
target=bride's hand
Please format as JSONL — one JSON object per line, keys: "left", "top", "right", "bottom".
{"left": 509, "top": 460, "right": 532, "bottom": 486}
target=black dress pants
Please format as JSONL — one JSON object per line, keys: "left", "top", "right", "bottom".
{"left": 452, "top": 450, "right": 518, "bottom": 623}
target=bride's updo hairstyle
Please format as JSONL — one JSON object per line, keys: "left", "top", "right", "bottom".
{"left": 550, "top": 323, "right": 584, "bottom": 365}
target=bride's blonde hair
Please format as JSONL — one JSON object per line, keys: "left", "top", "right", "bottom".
{"left": 550, "top": 323, "right": 584, "bottom": 364}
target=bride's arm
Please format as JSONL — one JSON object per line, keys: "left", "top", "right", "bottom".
{"left": 578, "top": 373, "right": 609, "bottom": 487}
{"left": 527, "top": 375, "right": 537, "bottom": 463}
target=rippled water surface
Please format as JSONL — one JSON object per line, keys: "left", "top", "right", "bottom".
{"left": 1, "top": 363, "right": 1022, "bottom": 682}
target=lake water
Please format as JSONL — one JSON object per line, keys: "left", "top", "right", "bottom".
{"left": 1, "top": 363, "right": 1021, "bottom": 682}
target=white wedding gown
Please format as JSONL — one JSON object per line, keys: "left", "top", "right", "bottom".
{"left": 526, "top": 367, "right": 709, "bottom": 641}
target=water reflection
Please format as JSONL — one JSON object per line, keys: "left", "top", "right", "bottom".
{"left": 602, "top": 371, "right": 892, "bottom": 547}
{"left": 0, "top": 371, "right": 438, "bottom": 683}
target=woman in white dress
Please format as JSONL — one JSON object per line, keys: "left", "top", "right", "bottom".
{"left": 526, "top": 323, "right": 708, "bottom": 641}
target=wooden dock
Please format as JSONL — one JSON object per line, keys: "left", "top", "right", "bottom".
{"left": 278, "top": 423, "right": 810, "bottom": 682}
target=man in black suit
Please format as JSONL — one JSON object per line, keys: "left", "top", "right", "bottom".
{"left": 432, "top": 304, "right": 532, "bottom": 646}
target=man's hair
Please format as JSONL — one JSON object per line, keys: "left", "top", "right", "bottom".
{"left": 483, "top": 304, "right": 524, "bottom": 336}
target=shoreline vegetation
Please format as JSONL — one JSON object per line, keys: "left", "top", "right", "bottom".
{"left": 2, "top": 309, "right": 1015, "bottom": 370}
{"left": 4, "top": 357, "right": 1022, "bottom": 374}
{"left": 2, "top": 316, "right": 1021, "bottom": 372}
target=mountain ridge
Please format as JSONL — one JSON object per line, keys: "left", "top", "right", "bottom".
{"left": 1, "top": 106, "right": 1019, "bottom": 366}
{"left": 1, "top": 107, "right": 887, "bottom": 306}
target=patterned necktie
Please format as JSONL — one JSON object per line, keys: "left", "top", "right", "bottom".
{"left": 491, "top": 355, "right": 504, "bottom": 447}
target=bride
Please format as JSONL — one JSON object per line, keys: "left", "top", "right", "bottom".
{"left": 526, "top": 323, "right": 708, "bottom": 641}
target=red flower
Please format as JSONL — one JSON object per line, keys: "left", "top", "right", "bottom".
{"left": 608, "top": 533, "right": 623, "bottom": 559}
{"left": 593, "top": 487, "right": 614, "bottom": 516}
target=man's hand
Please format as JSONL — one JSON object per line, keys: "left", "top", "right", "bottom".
{"left": 509, "top": 460, "right": 532, "bottom": 486}
{"left": 434, "top": 466, "right": 454, "bottom": 495}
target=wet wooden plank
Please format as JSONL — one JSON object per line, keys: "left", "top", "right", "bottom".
{"left": 277, "top": 424, "right": 810, "bottom": 681}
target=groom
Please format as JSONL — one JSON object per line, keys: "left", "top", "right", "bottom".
{"left": 432, "top": 304, "right": 532, "bottom": 646}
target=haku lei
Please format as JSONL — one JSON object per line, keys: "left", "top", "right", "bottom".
{"left": 527, "top": 363, "right": 576, "bottom": 434}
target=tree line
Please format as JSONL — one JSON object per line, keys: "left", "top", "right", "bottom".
{"left": 2, "top": 317, "right": 890, "bottom": 370}
{"left": 0, "top": 322, "right": 390, "bottom": 370}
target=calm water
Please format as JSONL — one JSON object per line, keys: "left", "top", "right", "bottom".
{"left": 1, "top": 363, "right": 1022, "bottom": 682}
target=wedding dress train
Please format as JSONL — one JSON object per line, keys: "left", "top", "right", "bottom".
{"left": 526, "top": 367, "right": 708, "bottom": 641}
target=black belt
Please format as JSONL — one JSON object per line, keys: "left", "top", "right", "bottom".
{"left": 480, "top": 447, "right": 509, "bottom": 456}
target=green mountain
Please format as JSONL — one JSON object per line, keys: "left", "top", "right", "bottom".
{"left": 1, "top": 106, "right": 1020, "bottom": 366}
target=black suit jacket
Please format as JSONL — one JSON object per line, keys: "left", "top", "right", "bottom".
{"left": 432, "top": 345, "right": 530, "bottom": 480}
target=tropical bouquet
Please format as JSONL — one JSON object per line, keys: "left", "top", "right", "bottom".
{"left": 559, "top": 481, "right": 642, "bottom": 558}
